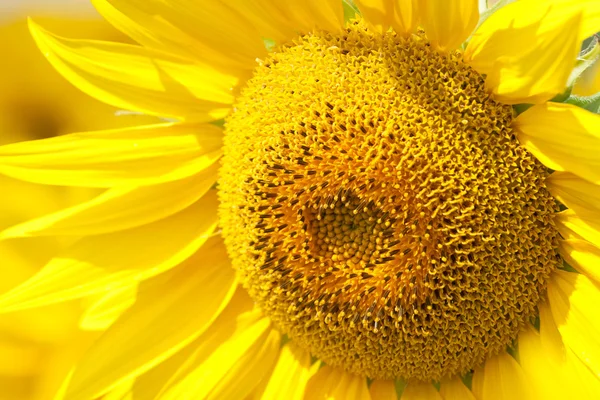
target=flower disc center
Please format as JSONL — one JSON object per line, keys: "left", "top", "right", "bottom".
{"left": 218, "top": 21, "right": 561, "bottom": 380}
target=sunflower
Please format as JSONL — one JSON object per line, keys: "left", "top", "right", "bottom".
{"left": 0, "top": 13, "right": 157, "bottom": 400}
{"left": 1, "top": 0, "right": 600, "bottom": 399}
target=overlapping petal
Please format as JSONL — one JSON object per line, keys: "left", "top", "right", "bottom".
{"left": 555, "top": 210, "right": 600, "bottom": 248}
{"left": 96, "top": 0, "right": 266, "bottom": 65}
{"left": 439, "top": 377, "right": 475, "bottom": 400}
{"left": 79, "top": 284, "right": 137, "bottom": 331}
{"left": 0, "top": 192, "right": 218, "bottom": 312}
{"left": 547, "top": 269, "right": 600, "bottom": 378}
{"left": 305, "top": 366, "right": 371, "bottom": 400}
{"left": 257, "top": 344, "right": 319, "bottom": 400}
{"left": 154, "top": 301, "right": 280, "bottom": 400}
{"left": 354, "top": 0, "right": 419, "bottom": 34}
{"left": 63, "top": 236, "right": 237, "bottom": 400}
{"left": 559, "top": 239, "right": 600, "bottom": 283}
{"left": 29, "top": 20, "right": 238, "bottom": 120}
{"left": 283, "top": 0, "right": 345, "bottom": 34}
{"left": 226, "top": 0, "right": 299, "bottom": 44}
{"left": 369, "top": 380, "right": 397, "bottom": 400}
{"left": 420, "top": 0, "right": 478, "bottom": 51}
{"left": 400, "top": 382, "right": 441, "bottom": 400}
{"left": 472, "top": 352, "right": 534, "bottom": 400}
{"left": 465, "top": 0, "right": 593, "bottom": 103}
{"left": 514, "top": 102, "right": 600, "bottom": 184}
{"left": 519, "top": 303, "right": 600, "bottom": 399}
{"left": 0, "top": 122, "right": 222, "bottom": 187}
{"left": 1, "top": 163, "right": 218, "bottom": 238}
{"left": 518, "top": 324, "right": 572, "bottom": 399}
{"left": 547, "top": 172, "right": 600, "bottom": 215}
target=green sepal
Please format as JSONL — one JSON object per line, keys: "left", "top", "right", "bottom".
{"left": 553, "top": 35, "right": 600, "bottom": 103}
{"left": 343, "top": 0, "right": 360, "bottom": 23}
{"left": 565, "top": 92, "right": 600, "bottom": 113}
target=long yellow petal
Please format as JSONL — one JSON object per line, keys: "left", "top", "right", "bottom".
{"left": 0, "top": 193, "right": 218, "bottom": 312}
{"left": 1, "top": 163, "right": 218, "bottom": 238}
{"left": 369, "top": 380, "right": 397, "bottom": 400}
{"left": 548, "top": 269, "right": 600, "bottom": 378}
{"left": 305, "top": 366, "right": 372, "bottom": 400}
{"left": 400, "top": 382, "right": 441, "bottom": 400}
{"left": 420, "top": 0, "right": 479, "bottom": 50}
{"left": 465, "top": 1, "right": 587, "bottom": 104}
{"left": 518, "top": 324, "right": 574, "bottom": 399}
{"left": 354, "top": 0, "right": 420, "bottom": 34}
{"left": 78, "top": 284, "right": 137, "bottom": 331}
{"left": 555, "top": 209, "right": 600, "bottom": 248}
{"left": 471, "top": 352, "right": 534, "bottom": 400}
{"left": 284, "top": 0, "right": 345, "bottom": 33}
{"left": 226, "top": 0, "right": 300, "bottom": 45}
{"left": 514, "top": 102, "right": 600, "bottom": 184}
{"left": 63, "top": 236, "right": 237, "bottom": 400}
{"left": 127, "top": 290, "right": 253, "bottom": 399}
{"left": 256, "top": 344, "right": 319, "bottom": 400}
{"left": 90, "top": 0, "right": 258, "bottom": 74}
{"left": 29, "top": 20, "right": 237, "bottom": 120}
{"left": 439, "top": 377, "right": 475, "bottom": 400}
{"left": 156, "top": 306, "right": 280, "bottom": 400}
{"left": 559, "top": 239, "right": 600, "bottom": 284}
{"left": 547, "top": 172, "right": 600, "bottom": 215}
{"left": 532, "top": 303, "right": 600, "bottom": 398}
{"left": 0, "top": 122, "right": 222, "bottom": 187}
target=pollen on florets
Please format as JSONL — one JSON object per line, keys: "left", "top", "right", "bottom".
{"left": 218, "top": 20, "right": 561, "bottom": 380}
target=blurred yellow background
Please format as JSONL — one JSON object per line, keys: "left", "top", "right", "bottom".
{"left": 0, "top": 3, "right": 153, "bottom": 399}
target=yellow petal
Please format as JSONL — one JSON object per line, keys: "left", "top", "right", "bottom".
{"left": 63, "top": 236, "right": 238, "bottom": 400}
{"left": 79, "top": 284, "right": 137, "bottom": 331}
{"left": 528, "top": 302, "right": 600, "bottom": 398}
{"left": 559, "top": 239, "right": 600, "bottom": 284}
{"left": 91, "top": 0, "right": 265, "bottom": 70}
{"left": 573, "top": 56, "right": 600, "bottom": 96}
{"left": 127, "top": 291, "right": 251, "bottom": 398}
{"left": 0, "top": 193, "right": 218, "bottom": 312}
{"left": 89, "top": 2, "right": 254, "bottom": 76}
{"left": 518, "top": 324, "right": 573, "bottom": 399}
{"left": 471, "top": 352, "right": 534, "bottom": 400}
{"left": 354, "top": 0, "right": 420, "bottom": 34}
{"left": 555, "top": 209, "right": 600, "bottom": 248}
{"left": 1, "top": 163, "right": 218, "bottom": 238}
{"left": 155, "top": 304, "right": 280, "bottom": 400}
{"left": 547, "top": 269, "right": 600, "bottom": 378}
{"left": 226, "top": 0, "right": 299, "bottom": 45}
{"left": 514, "top": 102, "right": 600, "bottom": 184}
{"left": 400, "top": 382, "right": 441, "bottom": 400}
{"left": 421, "top": 0, "right": 479, "bottom": 50}
{"left": 0, "top": 122, "right": 222, "bottom": 187}
{"left": 253, "top": 343, "right": 318, "bottom": 400}
{"left": 29, "top": 19, "right": 237, "bottom": 120}
{"left": 465, "top": 1, "right": 586, "bottom": 104}
{"left": 305, "top": 366, "right": 372, "bottom": 400}
{"left": 439, "top": 377, "right": 475, "bottom": 400}
{"left": 101, "top": 379, "right": 134, "bottom": 400}
{"left": 283, "top": 0, "right": 345, "bottom": 33}
{"left": 369, "top": 380, "right": 397, "bottom": 400}
{"left": 547, "top": 172, "right": 600, "bottom": 215}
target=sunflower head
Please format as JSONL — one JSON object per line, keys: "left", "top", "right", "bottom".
{"left": 219, "top": 19, "right": 562, "bottom": 380}
{"left": 1, "top": 0, "right": 600, "bottom": 399}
